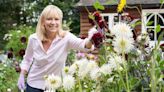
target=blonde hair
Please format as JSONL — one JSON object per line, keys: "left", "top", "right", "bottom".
{"left": 36, "top": 5, "right": 63, "bottom": 41}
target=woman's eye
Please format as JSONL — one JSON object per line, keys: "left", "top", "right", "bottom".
{"left": 46, "top": 17, "right": 59, "bottom": 21}
{"left": 46, "top": 18, "right": 52, "bottom": 20}
{"left": 55, "top": 18, "right": 59, "bottom": 20}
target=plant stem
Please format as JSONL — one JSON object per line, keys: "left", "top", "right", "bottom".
{"left": 118, "top": 70, "right": 127, "bottom": 90}
{"left": 114, "top": 55, "right": 127, "bottom": 90}
{"left": 84, "top": 6, "right": 102, "bottom": 30}
{"left": 78, "top": 78, "right": 82, "bottom": 92}
{"left": 150, "top": 54, "right": 156, "bottom": 92}
{"left": 122, "top": 52, "right": 130, "bottom": 92}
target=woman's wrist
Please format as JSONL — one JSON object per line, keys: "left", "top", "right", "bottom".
{"left": 85, "top": 38, "right": 93, "bottom": 49}
{"left": 20, "top": 69, "right": 27, "bottom": 76}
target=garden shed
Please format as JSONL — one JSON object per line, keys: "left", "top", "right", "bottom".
{"left": 76, "top": 0, "right": 164, "bottom": 48}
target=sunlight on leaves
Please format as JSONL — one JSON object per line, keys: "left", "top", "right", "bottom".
{"left": 93, "top": 0, "right": 105, "bottom": 10}
{"left": 88, "top": 13, "right": 95, "bottom": 20}
{"left": 157, "top": 31, "right": 164, "bottom": 44}
{"left": 160, "top": 0, "right": 164, "bottom": 4}
{"left": 155, "top": 24, "right": 161, "bottom": 33}
{"left": 146, "top": 21, "right": 154, "bottom": 26}
{"left": 131, "top": 20, "right": 141, "bottom": 28}
{"left": 106, "top": 0, "right": 118, "bottom": 5}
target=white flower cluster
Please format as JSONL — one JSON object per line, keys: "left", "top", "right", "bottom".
{"left": 64, "top": 57, "right": 117, "bottom": 82}
{"left": 3, "top": 34, "right": 12, "bottom": 41}
{"left": 111, "top": 22, "right": 134, "bottom": 54}
{"left": 64, "top": 58, "right": 99, "bottom": 79}
{"left": 108, "top": 53, "right": 125, "bottom": 71}
{"left": 62, "top": 75, "right": 75, "bottom": 91}
{"left": 136, "top": 31, "right": 150, "bottom": 46}
{"left": 44, "top": 54, "right": 127, "bottom": 92}
{"left": 44, "top": 74, "right": 62, "bottom": 92}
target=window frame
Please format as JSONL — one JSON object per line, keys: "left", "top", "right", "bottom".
{"left": 142, "top": 9, "right": 164, "bottom": 48}
{"left": 100, "top": 13, "right": 128, "bottom": 30}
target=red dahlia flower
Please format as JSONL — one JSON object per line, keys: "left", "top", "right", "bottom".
{"left": 7, "top": 51, "right": 13, "bottom": 59}
{"left": 93, "top": 11, "right": 102, "bottom": 22}
{"left": 20, "top": 36, "right": 27, "bottom": 43}
{"left": 19, "top": 49, "right": 25, "bottom": 57}
{"left": 98, "top": 19, "right": 105, "bottom": 29}
{"left": 91, "top": 32, "right": 104, "bottom": 48}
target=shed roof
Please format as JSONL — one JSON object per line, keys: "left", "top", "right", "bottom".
{"left": 76, "top": 0, "right": 161, "bottom": 6}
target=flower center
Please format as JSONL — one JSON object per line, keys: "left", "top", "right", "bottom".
{"left": 64, "top": 67, "right": 69, "bottom": 73}
{"left": 51, "top": 79, "right": 56, "bottom": 84}
{"left": 120, "top": 39, "right": 126, "bottom": 49}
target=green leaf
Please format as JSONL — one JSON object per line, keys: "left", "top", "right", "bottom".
{"left": 146, "top": 21, "right": 153, "bottom": 26}
{"left": 98, "top": 55, "right": 106, "bottom": 66}
{"left": 139, "top": 61, "right": 146, "bottom": 65}
{"left": 159, "top": 60, "right": 164, "bottom": 68}
{"left": 93, "top": 0, "right": 105, "bottom": 10}
{"left": 135, "top": 21, "right": 141, "bottom": 26}
{"left": 160, "top": 0, "right": 164, "bottom": 4}
{"left": 157, "top": 31, "right": 164, "bottom": 44}
{"left": 159, "top": 59, "right": 164, "bottom": 64}
{"left": 105, "top": 39, "right": 112, "bottom": 43}
{"left": 88, "top": 13, "right": 95, "bottom": 20}
{"left": 106, "top": 0, "right": 117, "bottom": 5}
{"left": 131, "top": 21, "right": 141, "bottom": 28}
{"left": 105, "top": 32, "right": 112, "bottom": 36}
{"left": 156, "top": 53, "right": 161, "bottom": 62}
{"left": 130, "top": 77, "right": 140, "bottom": 89}
{"left": 98, "top": 5, "right": 105, "bottom": 10}
{"left": 155, "top": 25, "right": 161, "bottom": 33}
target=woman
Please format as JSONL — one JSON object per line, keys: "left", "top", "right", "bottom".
{"left": 17, "top": 5, "right": 94, "bottom": 92}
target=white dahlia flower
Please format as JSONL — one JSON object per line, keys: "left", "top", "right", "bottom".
{"left": 113, "top": 37, "right": 134, "bottom": 54}
{"left": 63, "top": 75, "right": 75, "bottom": 91}
{"left": 111, "top": 22, "right": 133, "bottom": 38}
{"left": 99, "top": 64, "right": 112, "bottom": 75}
{"left": 90, "top": 68, "right": 101, "bottom": 81}
{"left": 108, "top": 54, "right": 125, "bottom": 71}
{"left": 45, "top": 74, "right": 62, "bottom": 90}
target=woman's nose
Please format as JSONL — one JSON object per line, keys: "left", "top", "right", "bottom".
{"left": 51, "top": 19, "right": 56, "bottom": 24}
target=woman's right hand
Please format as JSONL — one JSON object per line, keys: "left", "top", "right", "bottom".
{"left": 17, "top": 73, "right": 26, "bottom": 90}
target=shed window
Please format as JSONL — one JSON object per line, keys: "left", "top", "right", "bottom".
{"left": 142, "top": 9, "right": 164, "bottom": 48}
{"left": 100, "top": 13, "right": 129, "bottom": 30}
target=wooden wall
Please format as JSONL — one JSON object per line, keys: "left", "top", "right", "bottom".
{"left": 80, "top": 12, "right": 92, "bottom": 38}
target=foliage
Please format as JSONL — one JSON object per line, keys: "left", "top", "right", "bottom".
{"left": 0, "top": 62, "right": 19, "bottom": 92}
{"left": 0, "top": 0, "right": 22, "bottom": 49}
{"left": 5, "top": 25, "right": 35, "bottom": 60}
{"left": 66, "top": 50, "right": 76, "bottom": 66}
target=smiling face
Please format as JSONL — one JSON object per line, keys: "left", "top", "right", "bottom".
{"left": 44, "top": 12, "right": 61, "bottom": 33}
{"left": 36, "top": 5, "right": 63, "bottom": 41}
{"left": 43, "top": 9, "right": 62, "bottom": 34}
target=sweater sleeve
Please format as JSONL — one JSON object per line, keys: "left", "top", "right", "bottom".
{"left": 67, "top": 32, "right": 94, "bottom": 52}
